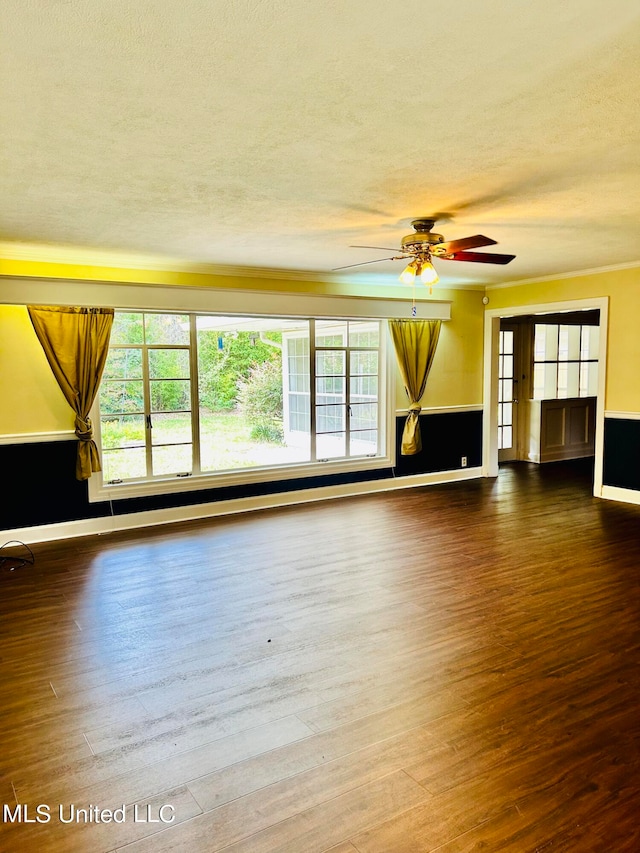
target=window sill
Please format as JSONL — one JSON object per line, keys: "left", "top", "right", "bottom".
{"left": 88, "top": 454, "right": 393, "bottom": 503}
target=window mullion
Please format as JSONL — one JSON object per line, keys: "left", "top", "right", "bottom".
{"left": 309, "top": 319, "right": 317, "bottom": 461}
{"left": 190, "top": 315, "right": 201, "bottom": 475}
{"left": 142, "top": 326, "right": 153, "bottom": 478}
{"left": 346, "top": 344, "right": 351, "bottom": 458}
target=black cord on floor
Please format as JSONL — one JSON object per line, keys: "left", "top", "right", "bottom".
{"left": 0, "top": 540, "right": 35, "bottom": 572}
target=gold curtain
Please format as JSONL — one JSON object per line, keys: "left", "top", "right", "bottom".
{"left": 389, "top": 318, "right": 441, "bottom": 455}
{"left": 27, "top": 305, "right": 114, "bottom": 480}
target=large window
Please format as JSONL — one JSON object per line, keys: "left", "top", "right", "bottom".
{"left": 97, "top": 312, "right": 385, "bottom": 491}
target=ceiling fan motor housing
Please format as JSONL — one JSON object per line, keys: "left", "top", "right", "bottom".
{"left": 401, "top": 219, "right": 444, "bottom": 254}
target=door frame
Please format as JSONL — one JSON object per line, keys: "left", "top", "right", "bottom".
{"left": 482, "top": 296, "right": 609, "bottom": 497}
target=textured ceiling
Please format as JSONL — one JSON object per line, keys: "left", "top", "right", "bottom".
{"left": 2, "top": 0, "right": 640, "bottom": 288}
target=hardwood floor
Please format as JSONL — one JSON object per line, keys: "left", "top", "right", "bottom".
{"left": 2, "top": 460, "right": 640, "bottom": 852}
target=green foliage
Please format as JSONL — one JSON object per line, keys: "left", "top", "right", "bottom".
{"left": 249, "top": 423, "right": 284, "bottom": 443}
{"left": 198, "top": 331, "right": 280, "bottom": 411}
{"left": 100, "top": 416, "right": 145, "bottom": 449}
{"left": 237, "top": 358, "right": 284, "bottom": 443}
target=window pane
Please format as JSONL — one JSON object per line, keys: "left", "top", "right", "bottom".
{"left": 316, "top": 320, "right": 347, "bottom": 346}
{"left": 100, "top": 414, "right": 145, "bottom": 450}
{"left": 558, "top": 326, "right": 569, "bottom": 360}
{"left": 316, "top": 376, "right": 345, "bottom": 401}
{"left": 102, "top": 447, "right": 147, "bottom": 481}
{"left": 567, "top": 325, "right": 581, "bottom": 360}
{"left": 316, "top": 404, "right": 345, "bottom": 433}
{"left": 145, "top": 313, "right": 189, "bottom": 345}
{"left": 349, "top": 322, "right": 379, "bottom": 347}
{"left": 500, "top": 330, "right": 513, "bottom": 355}
{"left": 103, "top": 348, "right": 142, "bottom": 380}
{"left": 316, "top": 351, "right": 345, "bottom": 376}
{"left": 580, "top": 361, "right": 599, "bottom": 396}
{"left": 149, "top": 348, "right": 190, "bottom": 379}
{"left": 110, "top": 313, "right": 144, "bottom": 345}
{"left": 350, "top": 402, "right": 377, "bottom": 431}
{"left": 500, "top": 378, "right": 513, "bottom": 403}
{"left": 581, "top": 326, "right": 600, "bottom": 359}
{"left": 99, "top": 380, "right": 144, "bottom": 414}
{"left": 557, "top": 362, "right": 568, "bottom": 398}
{"left": 502, "top": 426, "right": 513, "bottom": 449}
{"left": 350, "top": 429, "right": 377, "bottom": 455}
{"left": 565, "top": 361, "right": 580, "bottom": 397}
{"left": 545, "top": 325, "right": 559, "bottom": 360}
{"left": 150, "top": 380, "right": 191, "bottom": 412}
{"left": 501, "top": 354, "right": 513, "bottom": 380}
{"left": 351, "top": 351, "right": 377, "bottom": 375}
{"left": 542, "top": 362, "right": 558, "bottom": 398}
{"left": 534, "top": 324, "right": 559, "bottom": 361}
{"left": 152, "top": 443, "right": 193, "bottom": 476}
{"left": 288, "top": 395, "right": 311, "bottom": 433}
{"left": 501, "top": 402, "right": 512, "bottom": 427}
{"left": 350, "top": 375, "right": 378, "bottom": 401}
{"left": 316, "top": 432, "right": 346, "bottom": 459}
{"left": 150, "top": 412, "right": 192, "bottom": 446}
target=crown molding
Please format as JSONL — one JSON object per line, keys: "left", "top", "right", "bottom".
{"left": 485, "top": 260, "right": 640, "bottom": 290}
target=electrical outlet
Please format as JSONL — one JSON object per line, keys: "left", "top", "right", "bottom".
{"left": 461, "top": 456, "right": 468, "bottom": 467}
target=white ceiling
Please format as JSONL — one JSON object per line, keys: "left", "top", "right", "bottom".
{"left": 3, "top": 0, "right": 640, "bottom": 288}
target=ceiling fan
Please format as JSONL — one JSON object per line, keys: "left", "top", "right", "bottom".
{"left": 333, "top": 217, "right": 515, "bottom": 291}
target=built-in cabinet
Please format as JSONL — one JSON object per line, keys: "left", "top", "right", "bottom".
{"left": 526, "top": 396, "right": 596, "bottom": 463}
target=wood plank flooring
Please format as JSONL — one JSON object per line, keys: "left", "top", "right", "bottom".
{"left": 2, "top": 460, "right": 640, "bottom": 852}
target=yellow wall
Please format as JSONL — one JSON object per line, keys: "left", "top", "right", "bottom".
{"left": 396, "top": 288, "right": 485, "bottom": 411}
{"left": 0, "top": 305, "right": 74, "bottom": 434}
{"left": 487, "top": 266, "right": 640, "bottom": 413}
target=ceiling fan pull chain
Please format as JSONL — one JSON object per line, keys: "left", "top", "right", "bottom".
{"left": 411, "top": 280, "right": 417, "bottom": 316}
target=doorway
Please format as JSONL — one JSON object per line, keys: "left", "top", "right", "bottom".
{"left": 483, "top": 297, "right": 608, "bottom": 497}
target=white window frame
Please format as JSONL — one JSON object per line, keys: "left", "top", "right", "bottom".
{"left": 89, "top": 312, "right": 395, "bottom": 502}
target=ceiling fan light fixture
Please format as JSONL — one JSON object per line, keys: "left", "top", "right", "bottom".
{"left": 399, "top": 260, "right": 418, "bottom": 285}
{"left": 420, "top": 259, "right": 439, "bottom": 286}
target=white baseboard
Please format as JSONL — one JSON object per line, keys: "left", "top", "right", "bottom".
{"left": 601, "top": 485, "right": 640, "bottom": 506}
{"left": 1, "top": 467, "right": 482, "bottom": 545}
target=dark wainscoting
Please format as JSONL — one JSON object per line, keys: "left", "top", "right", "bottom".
{"left": 4, "top": 440, "right": 106, "bottom": 529}
{"left": 2, "top": 410, "right": 483, "bottom": 531}
{"left": 603, "top": 418, "right": 640, "bottom": 491}
{"left": 393, "top": 410, "right": 483, "bottom": 477}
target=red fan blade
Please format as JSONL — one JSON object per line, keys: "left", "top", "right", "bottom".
{"left": 332, "top": 255, "right": 408, "bottom": 271}
{"left": 441, "top": 251, "right": 516, "bottom": 265}
{"left": 435, "top": 234, "right": 497, "bottom": 253}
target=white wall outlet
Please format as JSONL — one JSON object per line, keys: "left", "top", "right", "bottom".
{"left": 461, "top": 456, "right": 468, "bottom": 467}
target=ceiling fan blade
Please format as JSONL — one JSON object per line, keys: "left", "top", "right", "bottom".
{"left": 349, "top": 245, "right": 404, "bottom": 252}
{"left": 441, "top": 251, "right": 516, "bottom": 265}
{"left": 436, "top": 235, "right": 497, "bottom": 253}
{"left": 332, "top": 255, "right": 406, "bottom": 271}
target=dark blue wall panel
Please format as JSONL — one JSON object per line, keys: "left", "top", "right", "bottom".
{"left": 603, "top": 418, "right": 640, "bottom": 491}
{"left": 393, "top": 411, "right": 483, "bottom": 477}
{"left": 2, "top": 410, "right": 484, "bottom": 530}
